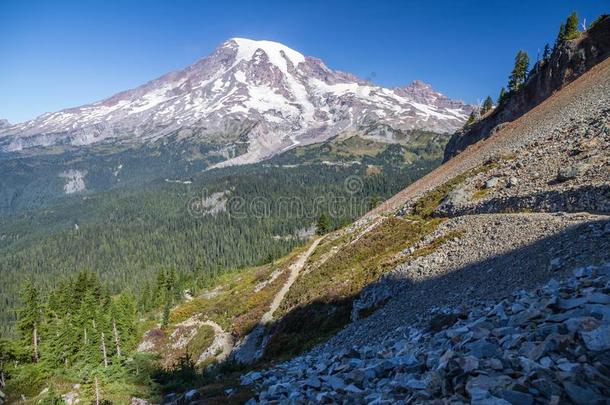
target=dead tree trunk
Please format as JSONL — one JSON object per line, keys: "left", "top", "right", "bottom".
{"left": 100, "top": 332, "right": 108, "bottom": 368}
{"left": 112, "top": 319, "right": 121, "bottom": 358}
{"left": 95, "top": 376, "right": 101, "bottom": 405}
{"left": 33, "top": 324, "right": 39, "bottom": 363}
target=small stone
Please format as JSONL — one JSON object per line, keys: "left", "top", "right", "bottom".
{"left": 557, "top": 163, "right": 587, "bottom": 182}
{"left": 305, "top": 377, "right": 321, "bottom": 389}
{"left": 485, "top": 177, "right": 500, "bottom": 188}
{"left": 539, "top": 356, "right": 553, "bottom": 368}
{"left": 557, "top": 297, "right": 586, "bottom": 310}
{"left": 586, "top": 292, "right": 610, "bottom": 304}
{"left": 405, "top": 379, "right": 427, "bottom": 390}
{"left": 344, "top": 384, "right": 363, "bottom": 394}
{"left": 328, "top": 375, "right": 345, "bottom": 391}
{"left": 563, "top": 382, "right": 606, "bottom": 405}
{"left": 487, "top": 358, "right": 504, "bottom": 370}
{"left": 446, "top": 325, "right": 469, "bottom": 338}
{"left": 573, "top": 267, "right": 592, "bottom": 278}
{"left": 548, "top": 257, "right": 563, "bottom": 272}
{"left": 467, "top": 340, "right": 500, "bottom": 358}
{"left": 184, "top": 389, "right": 200, "bottom": 402}
{"left": 466, "top": 375, "right": 496, "bottom": 396}
{"left": 556, "top": 359, "right": 579, "bottom": 372}
{"left": 565, "top": 316, "right": 601, "bottom": 333}
{"left": 242, "top": 371, "right": 263, "bottom": 385}
{"left": 500, "top": 390, "right": 534, "bottom": 405}
{"left": 507, "top": 176, "right": 519, "bottom": 187}
{"left": 579, "top": 324, "right": 610, "bottom": 351}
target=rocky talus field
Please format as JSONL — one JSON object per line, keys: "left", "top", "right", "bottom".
{"left": 231, "top": 60, "right": 610, "bottom": 402}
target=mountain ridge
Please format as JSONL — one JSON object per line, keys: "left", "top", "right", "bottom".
{"left": 0, "top": 38, "right": 474, "bottom": 166}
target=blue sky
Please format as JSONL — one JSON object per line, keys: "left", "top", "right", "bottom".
{"left": 1, "top": 0, "right": 607, "bottom": 123}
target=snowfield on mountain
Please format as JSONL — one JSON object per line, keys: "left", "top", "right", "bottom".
{"left": 0, "top": 38, "right": 473, "bottom": 165}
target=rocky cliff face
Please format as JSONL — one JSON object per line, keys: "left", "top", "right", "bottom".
{"left": 444, "top": 15, "right": 610, "bottom": 162}
{"left": 0, "top": 38, "right": 474, "bottom": 167}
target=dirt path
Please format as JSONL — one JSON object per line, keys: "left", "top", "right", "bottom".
{"left": 232, "top": 237, "right": 323, "bottom": 364}
{"left": 261, "top": 237, "right": 323, "bottom": 323}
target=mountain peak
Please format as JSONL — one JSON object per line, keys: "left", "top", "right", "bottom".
{"left": 224, "top": 38, "right": 306, "bottom": 72}
{"left": 0, "top": 39, "right": 474, "bottom": 164}
{"left": 406, "top": 80, "right": 433, "bottom": 90}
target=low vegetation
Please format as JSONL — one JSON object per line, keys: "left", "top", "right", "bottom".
{"left": 411, "top": 160, "right": 499, "bottom": 218}
{"left": 263, "top": 216, "right": 444, "bottom": 359}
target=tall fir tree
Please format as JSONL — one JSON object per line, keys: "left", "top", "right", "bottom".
{"left": 555, "top": 23, "right": 566, "bottom": 49}
{"left": 17, "top": 281, "right": 41, "bottom": 362}
{"left": 481, "top": 96, "right": 494, "bottom": 115}
{"left": 508, "top": 50, "right": 529, "bottom": 92}
{"left": 564, "top": 12, "right": 580, "bottom": 40}
{"left": 497, "top": 87, "right": 508, "bottom": 105}
{"left": 316, "top": 214, "right": 332, "bottom": 235}
{"left": 161, "top": 295, "right": 171, "bottom": 329}
{"left": 542, "top": 44, "right": 551, "bottom": 62}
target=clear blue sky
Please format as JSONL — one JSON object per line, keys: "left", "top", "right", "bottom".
{"left": 1, "top": 0, "right": 607, "bottom": 123}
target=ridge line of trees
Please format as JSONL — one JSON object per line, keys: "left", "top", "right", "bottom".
{"left": 465, "top": 11, "right": 587, "bottom": 130}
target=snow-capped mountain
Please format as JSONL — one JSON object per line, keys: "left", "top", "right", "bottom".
{"left": 0, "top": 38, "right": 474, "bottom": 165}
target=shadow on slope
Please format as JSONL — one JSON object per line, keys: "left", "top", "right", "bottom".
{"left": 264, "top": 216, "right": 610, "bottom": 358}
{"left": 437, "top": 184, "right": 610, "bottom": 217}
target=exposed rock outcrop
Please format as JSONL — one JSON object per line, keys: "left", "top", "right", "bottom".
{"left": 444, "top": 16, "right": 610, "bottom": 162}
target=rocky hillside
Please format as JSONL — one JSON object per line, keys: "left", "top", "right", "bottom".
{"left": 234, "top": 60, "right": 610, "bottom": 405}
{"left": 0, "top": 38, "right": 473, "bottom": 167}
{"left": 444, "top": 15, "right": 610, "bottom": 161}
{"left": 137, "top": 54, "right": 610, "bottom": 404}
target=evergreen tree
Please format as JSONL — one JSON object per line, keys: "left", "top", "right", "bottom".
{"left": 497, "top": 87, "right": 508, "bottom": 105}
{"left": 111, "top": 293, "right": 137, "bottom": 353}
{"left": 17, "top": 281, "right": 41, "bottom": 362}
{"left": 556, "top": 12, "right": 580, "bottom": 48}
{"left": 76, "top": 290, "right": 102, "bottom": 365}
{"left": 161, "top": 296, "right": 171, "bottom": 329}
{"left": 153, "top": 270, "right": 167, "bottom": 308}
{"left": 481, "top": 96, "right": 494, "bottom": 115}
{"left": 463, "top": 111, "right": 476, "bottom": 128}
{"left": 555, "top": 23, "right": 566, "bottom": 48}
{"left": 316, "top": 214, "right": 332, "bottom": 235}
{"left": 564, "top": 12, "right": 580, "bottom": 40}
{"left": 508, "top": 50, "right": 529, "bottom": 92}
{"left": 542, "top": 43, "right": 551, "bottom": 62}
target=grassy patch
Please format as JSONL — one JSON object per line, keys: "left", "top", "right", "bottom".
{"left": 472, "top": 188, "right": 491, "bottom": 200}
{"left": 282, "top": 217, "right": 441, "bottom": 308}
{"left": 412, "top": 162, "right": 498, "bottom": 218}
{"left": 410, "top": 230, "right": 465, "bottom": 259}
{"left": 186, "top": 325, "right": 215, "bottom": 359}
{"left": 264, "top": 217, "right": 441, "bottom": 359}
{"left": 164, "top": 243, "right": 310, "bottom": 342}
